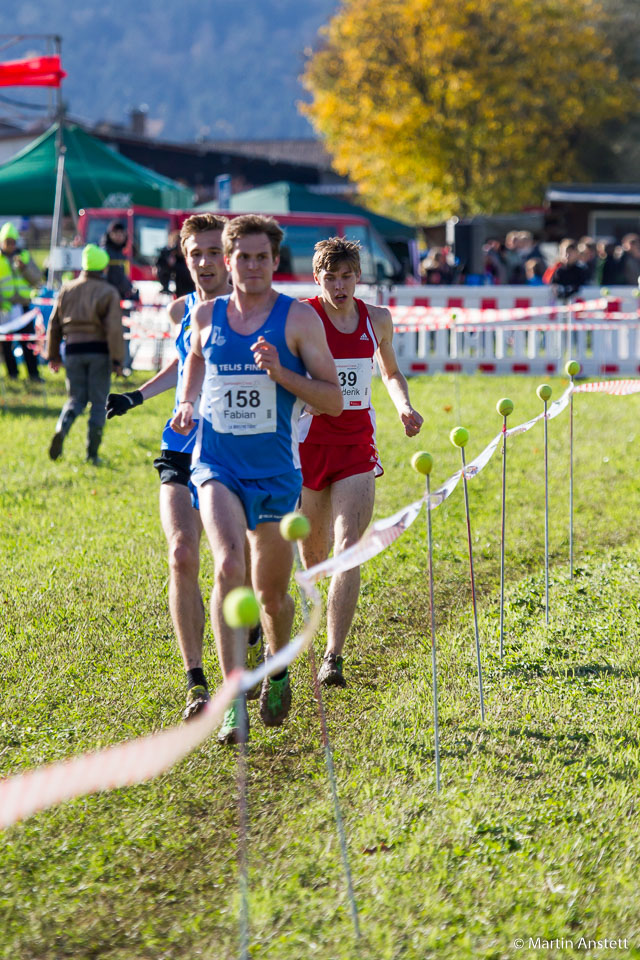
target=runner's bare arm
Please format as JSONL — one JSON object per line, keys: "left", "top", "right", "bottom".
{"left": 370, "top": 304, "right": 423, "bottom": 437}
{"left": 170, "top": 300, "right": 209, "bottom": 434}
{"left": 251, "top": 302, "right": 342, "bottom": 416}
{"left": 134, "top": 298, "right": 187, "bottom": 400}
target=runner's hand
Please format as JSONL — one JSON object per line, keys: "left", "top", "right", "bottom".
{"left": 106, "top": 391, "right": 143, "bottom": 419}
{"left": 170, "top": 401, "right": 195, "bottom": 434}
{"left": 251, "top": 336, "right": 282, "bottom": 381}
{"left": 400, "top": 407, "right": 423, "bottom": 437}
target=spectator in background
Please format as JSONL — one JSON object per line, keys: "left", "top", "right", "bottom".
{"left": 100, "top": 220, "right": 136, "bottom": 376}
{"left": 46, "top": 244, "right": 124, "bottom": 465}
{"left": 596, "top": 239, "right": 621, "bottom": 286}
{"left": 155, "top": 230, "right": 195, "bottom": 298}
{"left": 577, "top": 237, "right": 598, "bottom": 282}
{"left": 0, "top": 221, "right": 44, "bottom": 382}
{"left": 547, "top": 240, "right": 590, "bottom": 298}
{"left": 100, "top": 221, "right": 136, "bottom": 302}
{"left": 483, "top": 237, "right": 508, "bottom": 284}
{"left": 517, "top": 231, "right": 546, "bottom": 266}
{"left": 420, "top": 247, "right": 454, "bottom": 285}
{"left": 525, "top": 257, "right": 546, "bottom": 285}
{"left": 616, "top": 233, "right": 640, "bottom": 285}
{"left": 503, "top": 231, "right": 527, "bottom": 284}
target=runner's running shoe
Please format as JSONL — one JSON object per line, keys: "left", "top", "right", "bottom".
{"left": 259, "top": 670, "right": 292, "bottom": 727}
{"left": 318, "top": 652, "right": 346, "bottom": 688}
{"left": 182, "top": 684, "right": 210, "bottom": 722}
{"left": 217, "top": 695, "right": 249, "bottom": 745}
{"left": 245, "top": 624, "right": 264, "bottom": 700}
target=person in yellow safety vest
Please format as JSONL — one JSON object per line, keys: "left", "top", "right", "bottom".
{"left": 0, "top": 222, "right": 43, "bottom": 382}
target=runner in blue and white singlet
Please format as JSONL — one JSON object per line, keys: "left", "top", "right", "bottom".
{"left": 106, "top": 214, "right": 233, "bottom": 725}
{"left": 192, "top": 293, "right": 306, "bottom": 491}
{"left": 161, "top": 291, "right": 199, "bottom": 455}
{"left": 170, "top": 215, "right": 343, "bottom": 744}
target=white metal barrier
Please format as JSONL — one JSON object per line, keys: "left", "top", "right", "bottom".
{"left": 116, "top": 284, "right": 640, "bottom": 377}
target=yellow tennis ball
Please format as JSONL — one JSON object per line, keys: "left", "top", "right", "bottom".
{"left": 450, "top": 426, "right": 469, "bottom": 448}
{"left": 565, "top": 360, "right": 580, "bottom": 377}
{"left": 496, "top": 397, "right": 514, "bottom": 417}
{"left": 411, "top": 450, "right": 433, "bottom": 475}
{"left": 222, "top": 587, "right": 260, "bottom": 629}
{"left": 537, "top": 384, "right": 552, "bottom": 402}
{"left": 279, "top": 512, "right": 310, "bottom": 542}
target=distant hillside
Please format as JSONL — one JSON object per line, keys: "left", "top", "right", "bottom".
{"left": 10, "top": 1, "right": 338, "bottom": 141}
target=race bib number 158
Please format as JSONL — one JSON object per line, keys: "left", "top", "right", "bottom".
{"left": 207, "top": 374, "right": 277, "bottom": 435}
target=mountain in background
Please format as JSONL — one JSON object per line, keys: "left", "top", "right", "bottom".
{"left": 9, "top": 1, "right": 339, "bottom": 141}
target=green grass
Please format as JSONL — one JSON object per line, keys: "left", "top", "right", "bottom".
{"left": 1, "top": 371, "right": 640, "bottom": 959}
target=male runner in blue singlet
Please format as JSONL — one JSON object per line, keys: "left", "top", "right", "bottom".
{"left": 171, "top": 214, "right": 343, "bottom": 744}
{"left": 106, "top": 214, "right": 255, "bottom": 721}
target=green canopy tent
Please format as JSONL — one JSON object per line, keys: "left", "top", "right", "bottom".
{"left": 196, "top": 180, "right": 416, "bottom": 243}
{"left": 0, "top": 123, "right": 194, "bottom": 215}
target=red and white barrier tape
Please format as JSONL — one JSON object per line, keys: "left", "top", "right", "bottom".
{"left": 0, "top": 583, "right": 320, "bottom": 829}
{"left": 574, "top": 379, "right": 640, "bottom": 396}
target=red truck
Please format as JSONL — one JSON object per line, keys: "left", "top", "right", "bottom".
{"left": 77, "top": 206, "right": 403, "bottom": 285}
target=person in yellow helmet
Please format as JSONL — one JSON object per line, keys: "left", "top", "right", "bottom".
{"left": 0, "top": 221, "right": 43, "bottom": 382}
{"left": 45, "top": 244, "right": 124, "bottom": 464}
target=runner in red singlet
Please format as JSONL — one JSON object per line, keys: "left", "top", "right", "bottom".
{"left": 299, "top": 237, "right": 424, "bottom": 687}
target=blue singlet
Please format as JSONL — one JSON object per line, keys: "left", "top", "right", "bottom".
{"left": 161, "top": 292, "right": 199, "bottom": 454}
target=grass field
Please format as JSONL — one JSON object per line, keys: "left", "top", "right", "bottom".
{"left": 1, "top": 369, "right": 640, "bottom": 959}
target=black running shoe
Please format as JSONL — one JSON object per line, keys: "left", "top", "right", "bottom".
{"left": 318, "top": 652, "right": 346, "bottom": 687}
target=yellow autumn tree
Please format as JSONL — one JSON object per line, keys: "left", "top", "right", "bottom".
{"left": 302, "top": 0, "right": 635, "bottom": 222}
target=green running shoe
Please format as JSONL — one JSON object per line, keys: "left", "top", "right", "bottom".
{"left": 259, "top": 669, "right": 292, "bottom": 727}
{"left": 318, "top": 652, "right": 346, "bottom": 688}
{"left": 218, "top": 695, "right": 249, "bottom": 745}
{"left": 245, "top": 624, "right": 264, "bottom": 701}
{"left": 182, "top": 684, "right": 210, "bottom": 722}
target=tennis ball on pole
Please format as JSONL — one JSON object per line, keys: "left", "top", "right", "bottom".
{"left": 223, "top": 587, "right": 261, "bottom": 629}
{"left": 449, "top": 426, "right": 469, "bottom": 448}
{"left": 279, "top": 511, "right": 310, "bottom": 542}
{"left": 536, "top": 384, "right": 552, "bottom": 402}
{"left": 565, "top": 360, "right": 580, "bottom": 377}
{"left": 496, "top": 397, "right": 514, "bottom": 417}
{"left": 411, "top": 450, "right": 433, "bottom": 476}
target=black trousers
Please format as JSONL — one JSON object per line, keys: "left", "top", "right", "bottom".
{"left": 1, "top": 312, "right": 40, "bottom": 380}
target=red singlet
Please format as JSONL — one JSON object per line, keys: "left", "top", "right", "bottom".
{"left": 299, "top": 296, "right": 379, "bottom": 446}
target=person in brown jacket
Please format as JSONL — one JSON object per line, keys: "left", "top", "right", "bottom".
{"left": 46, "top": 244, "right": 124, "bottom": 464}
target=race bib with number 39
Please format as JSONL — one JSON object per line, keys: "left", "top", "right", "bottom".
{"left": 335, "top": 357, "right": 373, "bottom": 409}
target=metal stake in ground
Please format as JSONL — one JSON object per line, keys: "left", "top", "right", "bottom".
{"left": 565, "top": 360, "right": 580, "bottom": 579}
{"left": 222, "top": 587, "right": 261, "bottom": 960}
{"left": 495, "top": 398, "right": 514, "bottom": 658}
{"left": 279, "top": 511, "right": 361, "bottom": 941}
{"left": 450, "top": 427, "right": 485, "bottom": 722}
{"left": 536, "top": 384, "right": 553, "bottom": 625}
{"left": 411, "top": 450, "right": 441, "bottom": 793}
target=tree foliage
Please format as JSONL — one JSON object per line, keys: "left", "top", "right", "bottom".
{"left": 302, "top": 0, "right": 638, "bottom": 222}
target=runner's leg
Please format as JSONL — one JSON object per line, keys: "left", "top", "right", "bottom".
{"left": 198, "top": 479, "right": 248, "bottom": 678}
{"left": 159, "top": 482, "right": 204, "bottom": 670}
{"left": 299, "top": 484, "right": 333, "bottom": 570}
{"left": 248, "top": 522, "right": 295, "bottom": 656}
{"left": 326, "top": 471, "right": 375, "bottom": 658}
